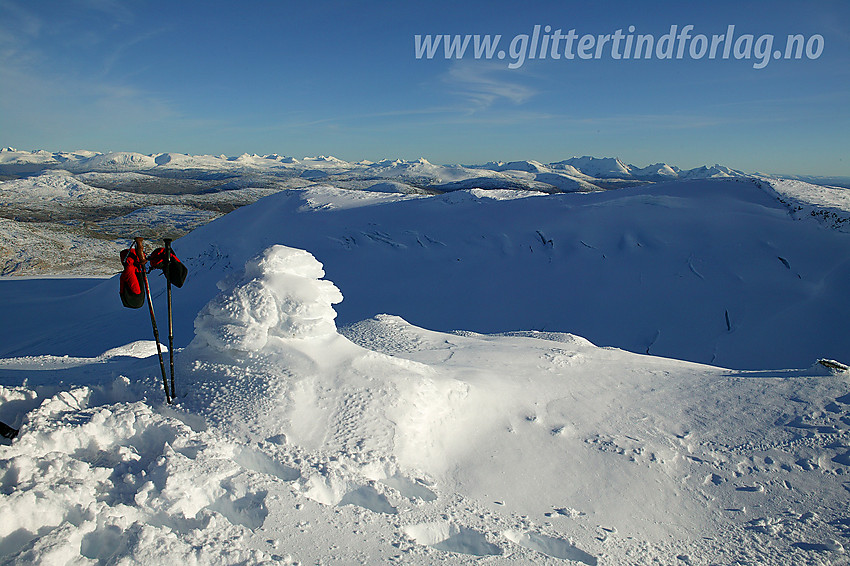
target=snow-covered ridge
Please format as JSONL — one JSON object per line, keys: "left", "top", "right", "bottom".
{"left": 759, "top": 177, "right": 850, "bottom": 231}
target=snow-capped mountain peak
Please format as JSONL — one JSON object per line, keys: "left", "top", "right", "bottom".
{"left": 552, "top": 156, "right": 632, "bottom": 178}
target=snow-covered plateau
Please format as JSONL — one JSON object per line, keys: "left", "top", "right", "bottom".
{"left": 1, "top": 149, "right": 849, "bottom": 565}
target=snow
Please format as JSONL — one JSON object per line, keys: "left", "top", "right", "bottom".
{"left": 0, "top": 149, "right": 58, "bottom": 167}
{"left": 488, "top": 160, "right": 550, "bottom": 174}
{"left": 363, "top": 158, "right": 489, "bottom": 185}
{"left": 152, "top": 152, "right": 239, "bottom": 170}
{"left": 1, "top": 240, "right": 848, "bottom": 563}
{"left": 0, "top": 168, "right": 283, "bottom": 276}
{"left": 192, "top": 245, "right": 343, "bottom": 351}
{"left": 631, "top": 163, "right": 679, "bottom": 178}
{"left": 678, "top": 164, "right": 740, "bottom": 179}
{"left": 362, "top": 181, "right": 425, "bottom": 194}
{"left": 1, "top": 154, "right": 850, "bottom": 564}
{"left": 0, "top": 341, "right": 164, "bottom": 371}
{"left": 761, "top": 177, "right": 850, "bottom": 231}
{"left": 0, "top": 170, "right": 151, "bottom": 212}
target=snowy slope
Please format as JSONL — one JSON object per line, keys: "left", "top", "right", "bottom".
{"left": 2, "top": 177, "right": 848, "bottom": 369}
{"left": 487, "top": 160, "right": 551, "bottom": 173}
{"left": 0, "top": 170, "right": 132, "bottom": 210}
{"left": 678, "top": 164, "right": 742, "bottom": 179}
{"left": 631, "top": 162, "right": 679, "bottom": 178}
{"left": 0, "top": 243, "right": 848, "bottom": 565}
{"left": 93, "top": 206, "right": 220, "bottom": 239}
{"left": 71, "top": 152, "right": 158, "bottom": 172}
{"left": 551, "top": 156, "right": 633, "bottom": 178}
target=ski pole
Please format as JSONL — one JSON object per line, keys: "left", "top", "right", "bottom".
{"left": 164, "top": 238, "right": 175, "bottom": 400}
{"left": 135, "top": 237, "right": 171, "bottom": 404}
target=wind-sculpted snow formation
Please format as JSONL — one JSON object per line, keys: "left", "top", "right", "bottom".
{"left": 193, "top": 245, "right": 343, "bottom": 351}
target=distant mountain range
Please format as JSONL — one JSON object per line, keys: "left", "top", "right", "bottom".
{"left": 0, "top": 148, "right": 749, "bottom": 194}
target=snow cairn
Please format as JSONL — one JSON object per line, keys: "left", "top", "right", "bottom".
{"left": 192, "top": 245, "right": 343, "bottom": 352}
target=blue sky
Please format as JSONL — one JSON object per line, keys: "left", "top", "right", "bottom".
{"left": 1, "top": 0, "right": 848, "bottom": 176}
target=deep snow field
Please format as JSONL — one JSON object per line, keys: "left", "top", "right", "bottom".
{"left": 1, "top": 152, "right": 850, "bottom": 565}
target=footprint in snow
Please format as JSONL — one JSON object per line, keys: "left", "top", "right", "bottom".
{"left": 380, "top": 474, "right": 437, "bottom": 502}
{"left": 735, "top": 484, "right": 765, "bottom": 493}
{"left": 233, "top": 447, "right": 300, "bottom": 481}
{"left": 791, "top": 540, "right": 845, "bottom": 553}
{"left": 504, "top": 530, "right": 597, "bottom": 565}
{"left": 404, "top": 521, "right": 501, "bottom": 557}
{"left": 832, "top": 450, "right": 850, "bottom": 466}
{"left": 208, "top": 489, "right": 269, "bottom": 529}
{"left": 265, "top": 433, "right": 287, "bottom": 445}
{"left": 544, "top": 507, "right": 585, "bottom": 519}
{"left": 338, "top": 485, "right": 398, "bottom": 515}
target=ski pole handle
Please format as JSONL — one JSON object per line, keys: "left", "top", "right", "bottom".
{"left": 134, "top": 237, "right": 147, "bottom": 263}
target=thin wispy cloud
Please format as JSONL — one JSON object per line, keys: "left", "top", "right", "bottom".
{"left": 72, "top": 0, "right": 134, "bottom": 25}
{"left": 101, "top": 26, "right": 169, "bottom": 77}
{"left": 442, "top": 61, "right": 538, "bottom": 110}
{"left": 0, "top": 1, "right": 43, "bottom": 67}
{"left": 0, "top": 1, "right": 181, "bottom": 148}
{"left": 0, "top": 0, "right": 42, "bottom": 39}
